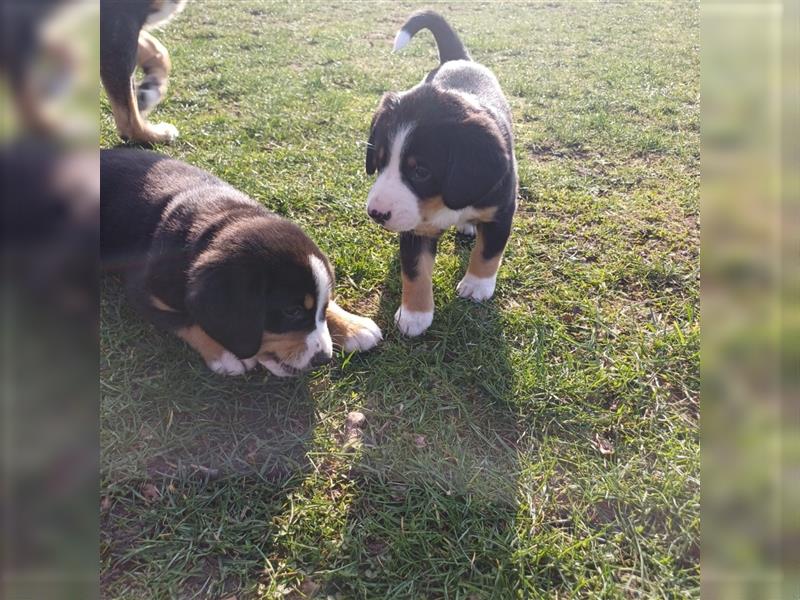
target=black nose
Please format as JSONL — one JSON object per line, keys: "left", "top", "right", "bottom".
{"left": 309, "top": 351, "right": 331, "bottom": 368}
{"left": 369, "top": 209, "right": 391, "bottom": 224}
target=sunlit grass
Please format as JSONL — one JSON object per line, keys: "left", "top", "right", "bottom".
{"left": 101, "top": 2, "right": 699, "bottom": 597}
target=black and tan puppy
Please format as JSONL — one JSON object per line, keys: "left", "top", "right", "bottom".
{"left": 100, "top": 0, "right": 185, "bottom": 144}
{"left": 365, "top": 11, "right": 517, "bottom": 337}
{"left": 101, "top": 149, "right": 382, "bottom": 376}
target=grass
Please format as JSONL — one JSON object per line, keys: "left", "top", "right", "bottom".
{"left": 100, "top": 2, "right": 699, "bottom": 598}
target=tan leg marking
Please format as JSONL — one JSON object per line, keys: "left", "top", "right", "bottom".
{"left": 472, "top": 206, "right": 499, "bottom": 223}
{"left": 466, "top": 228, "right": 503, "bottom": 279}
{"left": 150, "top": 295, "right": 178, "bottom": 312}
{"left": 402, "top": 248, "right": 435, "bottom": 313}
{"left": 327, "top": 301, "right": 382, "bottom": 352}
{"left": 176, "top": 325, "right": 226, "bottom": 364}
{"left": 136, "top": 30, "right": 171, "bottom": 115}
{"left": 108, "top": 83, "right": 177, "bottom": 143}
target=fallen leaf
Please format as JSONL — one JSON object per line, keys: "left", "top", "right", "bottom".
{"left": 345, "top": 411, "right": 366, "bottom": 428}
{"left": 141, "top": 483, "right": 160, "bottom": 502}
{"left": 343, "top": 411, "right": 366, "bottom": 449}
{"left": 593, "top": 433, "right": 614, "bottom": 455}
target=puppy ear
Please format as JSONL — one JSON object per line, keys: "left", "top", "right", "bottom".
{"left": 366, "top": 92, "right": 399, "bottom": 175}
{"left": 442, "top": 116, "right": 510, "bottom": 209}
{"left": 186, "top": 261, "right": 265, "bottom": 359}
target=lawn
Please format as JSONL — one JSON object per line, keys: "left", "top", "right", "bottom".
{"left": 100, "top": 2, "right": 699, "bottom": 598}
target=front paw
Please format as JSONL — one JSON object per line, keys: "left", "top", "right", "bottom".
{"left": 207, "top": 351, "right": 248, "bottom": 376}
{"left": 394, "top": 306, "right": 433, "bottom": 337}
{"left": 340, "top": 314, "right": 383, "bottom": 352}
{"left": 456, "top": 273, "right": 497, "bottom": 302}
{"left": 148, "top": 122, "right": 179, "bottom": 143}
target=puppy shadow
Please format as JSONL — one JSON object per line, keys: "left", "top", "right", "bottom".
{"left": 316, "top": 233, "right": 527, "bottom": 594}
{"left": 101, "top": 274, "right": 329, "bottom": 596}
{"left": 100, "top": 275, "right": 319, "bottom": 486}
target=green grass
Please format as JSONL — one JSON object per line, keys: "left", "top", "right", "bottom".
{"left": 100, "top": 2, "right": 699, "bottom": 598}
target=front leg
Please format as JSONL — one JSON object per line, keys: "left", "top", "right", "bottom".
{"left": 395, "top": 233, "right": 438, "bottom": 337}
{"left": 176, "top": 325, "right": 256, "bottom": 376}
{"left": 457, "top": 212, "right": 513, "bottom": 302}
{"left": 327, "top": 301, "right": 382, "bottom": 352}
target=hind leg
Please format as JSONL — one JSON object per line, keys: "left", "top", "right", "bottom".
{"left": 456, "top": 211, "right": 513, "bottom": 302}
{"left": 136, "top": 30, "right": 171, "bottom": 116}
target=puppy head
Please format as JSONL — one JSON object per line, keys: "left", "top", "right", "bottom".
{"left": 186, "top": 218, "right": 333, "bottom": 377}
{"left": 365, "top": 86, "right": 510, "bottom": 232}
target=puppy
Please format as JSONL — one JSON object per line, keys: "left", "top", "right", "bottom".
{"left": 100, "top": 0, "right": 185, "bottom": 144}
{"left": 101, "top": 149, "right": 382, "bottom": 376}
{"left": 365, "top": 10, "right": 517, "bottom": 337}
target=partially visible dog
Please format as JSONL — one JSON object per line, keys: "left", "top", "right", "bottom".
{"left": 101, "top": 149, "right": 382, "bottom": 376}
{"left": 100, "top": 0, "right": 186, "bottom": 144}
{"left": 365, "top": 10, "right": 518, "bottom": 337}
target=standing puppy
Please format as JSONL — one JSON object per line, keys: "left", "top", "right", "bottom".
{"left": 365, "top": 10, "right": 517, "bottom": 337}
{"left": 100, "top": 0, "right": 185, "bottom": 143}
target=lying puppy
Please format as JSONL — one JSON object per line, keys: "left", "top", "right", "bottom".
{"left": 101, "top": 149, "right": 382, "bottom": 376}
{"left": 100, "top": 0, "right": 185, "bottom": 144}
{"left": 365, "top": 10, "right": 517, "bottom": 337}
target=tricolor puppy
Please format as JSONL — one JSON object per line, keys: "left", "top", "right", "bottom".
{"left": 365, "top": 10, "right": 517, "bottom": 337}
{"left": 101, "top": 149, "right": 382, "bottom": 376}
{"left": 100, "top": 0, "right": 186, "bottom": 144}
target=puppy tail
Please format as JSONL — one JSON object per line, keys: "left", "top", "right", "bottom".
{"left": 393, "top": 10, "right": 470, "bottom": 63}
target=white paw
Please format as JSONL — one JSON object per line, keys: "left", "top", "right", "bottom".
{"left": 341, "top": 315, "right": 383, "bottom": 352}
{"left": 457, "top": 222, "right": 477, "bottom": 237}
{"left": 150, "top": 122, "right": 179, "bottom": 143}
{"left": 457, "top": 273, "right": 497, "bottom": 302}
{"left": 208, "top": 351, "right": 246, "bottom": 376}
{"left": 394, "top": 306, "right": 433, "bottom": 337}
{"left": 242, "top": 356, "right": 259, "bottom": 371}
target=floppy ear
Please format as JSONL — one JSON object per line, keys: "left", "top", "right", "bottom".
{"left": 186, "top": 262, "right": 265, "bottom": 359}
{"left": 366, "top": 92, "right": 399, "bottom": 175}
{"left": 442, "top": 116, "right": 510, "bottom": 209}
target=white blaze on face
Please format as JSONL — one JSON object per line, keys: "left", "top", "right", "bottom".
{"left": 290, "top": 254, "right": 333, "bottom": 368}
{"left": 366, "top": 124, "right": 421, "bottom": 232}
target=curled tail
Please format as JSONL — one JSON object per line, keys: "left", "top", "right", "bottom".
{"left": 392, "top": 10, "right": 470, "bottom": 63}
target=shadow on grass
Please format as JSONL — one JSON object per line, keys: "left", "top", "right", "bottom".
{"left": 277, "top": 236, "right": 535, "bottom": 596}
{"left": 100, "top": 274, "right": 321, "bottom": 595}
{"left": 100, "top": 275, "right": 319, "bottom": 483}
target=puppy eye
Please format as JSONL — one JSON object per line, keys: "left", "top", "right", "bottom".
{"left": 410, "top": 164, "right": 431, "bottom": 182}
